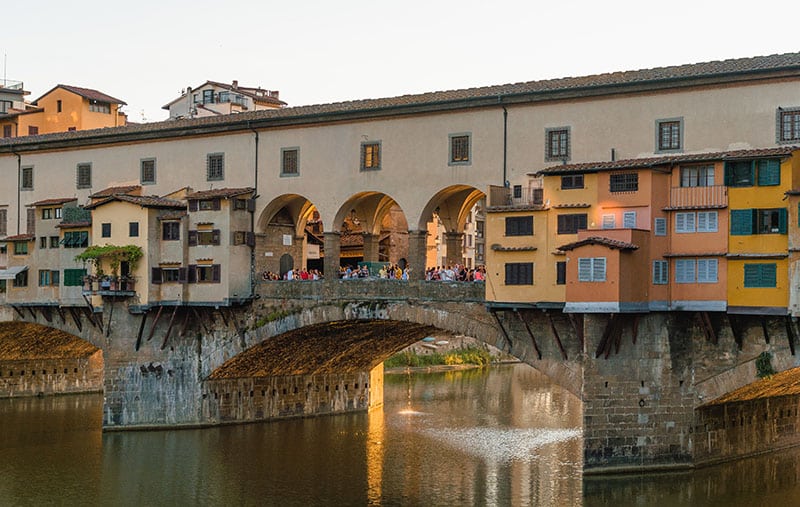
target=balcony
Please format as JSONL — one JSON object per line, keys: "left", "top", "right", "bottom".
{"left": 668, "top": 185, "right": 727, "bottom": 210}
{"left": 83, "top": 276, "right": 137, "bottom": 297}
{"left": 0, "top": 79, "right": 24, "bottom": 90}
{"left": 487, "top": 185, "right": 544, "bottom": 209}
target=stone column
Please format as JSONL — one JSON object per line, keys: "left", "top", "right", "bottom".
{"left": 444, "top": 232, "right": 465, "bottom": 266}
{"left": 362, "top": 233, "right": 380, "bottom": 263}
{"left": 323, "top": 232, "right": 341, "bottom": 279}
{"left": 406, "top": 230, "right": 428, "bottom": 281}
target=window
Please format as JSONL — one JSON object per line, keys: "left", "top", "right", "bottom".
{"left": 76, "top": 163, "right": 92, "bottom": 189}
{"left": 207, "top": 153, "right": 224, "bottom": 181}
{"left": 449, "top": 134, "right": 470, "bottom": 165}
{"left": 557, "top": 214, "right": 587, "bottom": 234}
{"left": 675, "top": 259, "right": 696, "bottom": 283}
{"left": 196, "top": 199, "right": 220, "bottom": 211}
{"left": 556, "top": 261, "right": 567, "bottom": 285}
{"left": 361, "top": 141, "right": 381, "bottom": 171}
{"left": 161, "top": 268, "right": 180, "bottom": 283}
{"left": 756, "top": 159, "right": 780, "bottom": 186}
{"left": 202, "top": 89, "right": 215, "bottom": 104}
{"left": 162, "top": 222, "right": 180, "bottom": 241}
{"left": 101, "top": 223, "right": 111, "bottom": 238}
{"left": 504, "top": 262, "right": 533, "bottom": 285}
{"left": 62, "top": 231, "right": 88, "bottom": 248}
{"left": 233, "top": 199, "right": 249, "bottom": 211}
{"left": 731, "top": 208, "right": 787, "bottom": 235}
{"left": 675, "top": 212, "right": 696, "bottom": 233}
{"left": 697, "top": 259, "right": 718, "bottom": 283}
{"left": 545, "top": 127, "right": 570, "bottom": 161}
{"left": 40, "top": 237, "right": 48, "bottom": 249}
{"left": 88, "top": 102, "right": 110, "bottom": 113}
{"left": 602, "top": 214, "right": 616, "bottom": 229}
{"left": 50, "top": 236, "right": 60, "bottom": 248}
{"left": 0, "top": 100, "right": 11, "bottom": 113}
{"left": 28, "top": 126, "right": 39, "bottom": 136}
{"left": 63, "top": 268, "right": 86, "bottom": 287}
{"left": 653, "top": 260, "right": 668, "bottom": 285}
{"left": 42, "top": 208, "right": 53, "bottom": 220}
{"left": 779, "top": 108, "right": 800, "bottom": 142}
{"left": 609, "top": 173, "right": 638, "bottom": 192}
{"left": 505, "top": 216, "right": 533, "bottom": 236}
{"left": 697, "top": 211, "right": 718, "bottom": 232}
{"left": 141, "top": 158, "right": 156, "bottom": 185}
{"left": 39, "top": 270, "right": 52, "bottom": 287}
{"left": 578, "top": 258, "right": 606, "bottom": 282}
{"left": 55, "top": 207, "right": 62, "bottom": 219}
{"left": 13, "top": 270, "right": 27, "bottom": 287}
{"left": 744, "top": 263, "right": 777, "bottom": 288}
{"left": 724, "top": 161, "right": 754, "bottom": 187}
{"left": 656, "top": 118, "right": 682, "bottom": 152}
{"left": 281, "top": 148, "right": 299, "bottom": 176}
{"left": 14, "top": 242, "right": 28, "bottom": 255}
{"left": 129, "top": 222, "right": 139, "bottom": 237}
{"left": 513, "top": 185, "right": 522, "bottom": 199}
{"left": 20, "top": 166, "right": 33, "bottom": 190}
{"left": 654, "top": 217, "right": 667, "bottom": 236}
{"left": 757, "top": 209, "right": 785, "bottom": 234}
{"left": 196, "top": 264, "right": 221, "bottom": 283}
{"left": 3, "top": 125, "right": 11, "bottom": 138}
{"left": 561, "top": 174, "right": 584, "bottom": 189}
{"left": 681, "top": 165, "right": 714, "bottom": 187}
{"left": 233, "top": 231, "right": 247, "bottom": 245}
{"left": 189, "top": 229, "right": 221, "bottom": 246}
{"left": 26, "top": 208, "right": 34, "bottom": 234}
{"left": 622, "top": 211, "right": 637, "bottom": 229}
{"left": 57, "top": 99, "right": 62, "bottom": 113}
{"left": 0, "top": 209, "right": 6, "bottom": 236}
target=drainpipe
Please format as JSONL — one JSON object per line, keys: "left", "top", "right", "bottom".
{"left": 248, "top": 121, "right": 259, "bottom": 298}
{"left": 502, "top": 103, "right": 509, "bottom": 187}
{"left": 12, "top": 149, "right": 20, "bottom": 234}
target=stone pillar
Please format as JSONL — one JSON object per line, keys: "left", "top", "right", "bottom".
{"left": 323, "top": 232, "right": 341, "bottom": 279}
{"left": 362, "top": 233, "right": 380, "bottom": 263}
{"left": 444, "top": 232, "right": 464, "bottom": 266}
{"left": 406, "top": 230, "right": 428, "bottom": 281}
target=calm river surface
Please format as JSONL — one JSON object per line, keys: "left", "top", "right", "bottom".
{"left": 2, "top": 363, "right": 800, "bottom": 506}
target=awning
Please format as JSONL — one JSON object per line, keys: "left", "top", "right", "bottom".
{"left": 0, "top": 266, "right": 28, "bottom": 280}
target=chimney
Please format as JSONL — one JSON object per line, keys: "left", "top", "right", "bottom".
{"left": 232, "top": 80, "right": 238, "bottom": 90}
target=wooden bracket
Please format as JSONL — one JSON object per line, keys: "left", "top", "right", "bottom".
{"left": 515, "top": 310, "right": 541, "bottom": 360}
{"left": 547, "top": 311, "right": 568, "bottom": 360}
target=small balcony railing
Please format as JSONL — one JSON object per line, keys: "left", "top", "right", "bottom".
{"left": 669, "top": 185, "right": 727, "bottom": 209}
{"left": 83, "top": 276, "right": 137, "bottom": 296}
{"left": 487, "top": 185, "right": 544, "bottom": 208}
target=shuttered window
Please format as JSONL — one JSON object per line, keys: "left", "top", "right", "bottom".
{"left": 505, "top": 216, "right": 533, "bottom": 236}
{"left": 63, "top": 268, "right": 86, "bottom": 287}
{"left": 556, "top": 261, "right": 566, "bottom": 285}
{"left": 504, "top": 262, "right": 533, "bottom": 285}
{"left": 652, "top": 260, "right": 668, "bottom": 285}
{"left": 697, "top": 211, "right": 718, "bottom": 232}
{"left": 602, "top": 214, "right": 615, "bottom": 229}
{"left": 675, "top": 259, "right": 696, "bottom": 283}
{"left": 697, "top": 259, "right": 718, "bottom": 283}
{"left": 725, "top": 161, "right": 755, "bottom": 187}
{"left": 578, "top": 257, "right": 605, "bottom": 282}
{"left": 207, "top": 153, "right": 224, "bottom": 181}
{"left": 76, "top": 163, "right": 92, "bottom": 189}
{"left": 623, "top": 211, "right": 637, "bottom": 229}
{"left": 757, "top": 159, "right": 781, "bottom": 186}
{"left": 654, "top": 217, "right": 667, "bottom": 236}
{"left": 557, "top": 214, "right": 587, "bottom": 234}
{"left": 743, "top": 263, "right": 777, "bottom": 288}
{"left": 675, "top": 212, "right": 695, "bottom": 233}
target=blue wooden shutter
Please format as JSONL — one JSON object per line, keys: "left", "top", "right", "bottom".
{"left": 779, "top": 208, "right": 788, "bottom": 234}
{"left": 730, "top": 209, "right": 755, "bottom": 235}
{"left": 757, "top": 159, "right": 781, "bottom": 186}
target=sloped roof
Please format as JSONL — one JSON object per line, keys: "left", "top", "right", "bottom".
{"left": 89, "top": 185, "right": 141, "bottom": 198}
{"left": 535, "top": 146, "right": 799, "bottom": 175}
{"left": 33, "top": 84, "right": 126, "bottom": 105}
{"left": 557, "top": 236, "right": 639, "bottom": 251}
{"left": 4, "top": 52, "right": 800, "bottom": 152}
{"left": 185, "top": 187, "right": 254, "bottom": 200}
{"left": 85, "top": 194, "right": 185, "bottom": 210}
{"left": 29, "top": 197, "right": 77, "bottom": 207}
{"left": 3, "top": 233, "right": 34, "bottom": 242}
{"left": 162, "top": 80, "right": 286, "bottom": 109}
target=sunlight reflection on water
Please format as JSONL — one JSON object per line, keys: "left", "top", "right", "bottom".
{"left": 422, "top": 427, "right": 582, "bottom": 462}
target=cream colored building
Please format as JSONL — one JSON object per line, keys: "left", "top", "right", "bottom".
{"left": 1, "top": 52, "right": 799, "bottom": 307}
{"left": 162, "top": 80, "right": 285, "bottom": 120}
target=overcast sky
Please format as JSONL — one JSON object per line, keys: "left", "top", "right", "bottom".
{"left": 3, "top": 0, "right": 798, "bottom": 123}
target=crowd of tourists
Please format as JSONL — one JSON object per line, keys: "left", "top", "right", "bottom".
{"left": 425, "top": 264, "right": 485, "bottom": 282}
{"left": 262, "top": 268, "right": 323, "bottom": 281}
{"left": 262, "top": 263, "right": 486, "bottom": 282}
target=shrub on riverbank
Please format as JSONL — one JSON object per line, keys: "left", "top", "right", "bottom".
{"left": 385, "top": 346, "right": 492, "bottom": 368}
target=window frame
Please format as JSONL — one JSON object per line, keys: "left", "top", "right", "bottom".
{"left": 652, "top": 260, "right": 668, "bottom": 285}
{"left": 504, "top": 262, "right": 533, "bottom": 285}
{"left": 675, "top": 259, "right": 696, "bottom": 284}
{"left": 129, "top": 222, "right": 139, "bottom": 237}
{"left": 561, "top": 174, "right": 584, "bottom": 190}
{"left": 360, "top": 141, "right": 381, "bottom": 171}
{"left": 76, "top": 162, "right": 92, "bottom": 189}
{"left": 654, "top": 217, "right": 667, "bottom": 236}
{"left": 655, "top": 117, "right": 683, "bottom": 153}
{"left": 609, "top": 172, "right": 638, "bottom": 193}
{"left": 162, "top": 221, "right": 181, "bottom": 241}
{"left": 101, "top": 223, "right": 111, "bottom": 238}
{"left": 206, "top": 152, "right": 225, "bottom": 181}
{"left": 777, "top": 107, "right": 800, "bottom": 143}
{"left": 448, "top": 133, "right": 471, "bottom": 166}
{"left": 743, "top": 263, "right": 777, "bottom": 288}
{"left": 505, "top": 216, "right": 533, "bottom": 236}
{"left": 577, "top": 257, "right": 606, "bottom": 282}
{"left": 545, "top": 127, "right": 570, "bottom": 161}
{"left": 20, "top": 166, "right": 33, "bottom": 191}
{"left": 557, "top": 213, "right": 587, "bottom": 235}
{"left": 680, "top": 165, "right": 714, "bottom": 187}
{"left": 281, "top": 147, "right": 300, "bottom": 176}
{"left": 140, "top": 158, "right": 157, "bottom": 185}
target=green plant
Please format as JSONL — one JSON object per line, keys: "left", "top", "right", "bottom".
{"left": 75, "top": 244, "right": 143, "bottom": 276}
{"left": 756, "top": 351, "right": 776, "bottom": 378}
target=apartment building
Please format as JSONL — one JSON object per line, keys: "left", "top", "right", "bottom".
{"left": 163, "top": 80, "right": 285, "bottom": 120}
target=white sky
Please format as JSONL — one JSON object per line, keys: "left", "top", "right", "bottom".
{"left": 3, "top": 0, "right": 798, "bottom": 123}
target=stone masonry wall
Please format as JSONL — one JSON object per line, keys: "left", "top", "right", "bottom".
{"left": 0, "top": 350, "right": 103, "bottom": 398}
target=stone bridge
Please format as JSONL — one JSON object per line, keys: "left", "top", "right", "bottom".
{"left": 2, "top": 281, "right": 799, "bottom": 473}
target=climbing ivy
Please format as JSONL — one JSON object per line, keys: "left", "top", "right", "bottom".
{"left": 756, "top": 351, "right": 776, "bottom": 378}
{"left": 75, "top": 244, "right": 143, "bottom": 276}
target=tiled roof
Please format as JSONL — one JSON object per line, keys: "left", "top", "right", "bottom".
{"left": 29, "top": 197, "right": 77, "bottom": 207}
{"left": 90, "top": 185, "right": 141, "bottom": 198}
{"left": 557, "top": 236, "right": 639, "bottom": 251}
{"left": 4, "top": 52, "right": 800, "bottom": 151}
{"left": 185, "top": 187, "right": 254, "bottom": 200}
{"left": 34, "top": 84, "right": 126, "bottom": 105}
{"left": 85, "top": 194, "right": 185, "bottom": 210}
{"left": 162, "top": 80, "right": 286, "bottom": 109}
{"left": 3, "top": 234, "right": 34, "bottom": 242}
{"left": 158, "top": 211, "right": 187, "bottom": 220}
{"left": 57, "top": 221, "right": 91, "bottom": 229}
{"left": 535, "top": 146, "right": 799, "bottom": 175}
{"left": 490, "top": 244, "right": 537, "bottom": 252}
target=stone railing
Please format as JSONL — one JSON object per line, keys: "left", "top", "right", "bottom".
{"left": 256, "top": 279, "right": 486, "bottom": 303}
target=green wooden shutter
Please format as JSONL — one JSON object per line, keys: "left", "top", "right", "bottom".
{"left": 730, "top": 209, "right": 755, "bottom": 235}
{"left": 762, "top": 264, "right": 777, "bottom": 287}
{"left": 779, "top": 208, "right": 788, "bottom": 234}
{"left": 744, "top": 263, "right": 778, "bottom": 288}
{"left": 757, "top": 159, "right": 781, "bottom": 186}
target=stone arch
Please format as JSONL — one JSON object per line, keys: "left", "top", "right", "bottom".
{"left": 256, "top": 193, "right": 327, "bottom": 275}
{"left": 332, "top": 192, "right": 410, "bottom": 267}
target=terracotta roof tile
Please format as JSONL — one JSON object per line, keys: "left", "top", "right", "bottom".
{"left": 4, "top": 53, "right": 800, "bottom": 150}
{"left": 85, "top": 194, "right": 185, "bottom": 210}
{"left": 158, "top": 211, "right": 188, "bottom": 220}
{"left": 90, "top": 185, "right": 141, "bottom": 198}
{"left": 57, "top": 221, "right": 91, "bottom": 229}
{"left": 29, "top": 197, "right": 78, "bottom": 207}
{"left": 3, "top": 234, "right": 34, "bottom": 242}
{"left": 185, "top": 187, "right": 254, "bottom": 199}
{"left": 535, "top": 146, "right": 799, "bottom": 175}
{"left": 557, "top": 236, "right": 639, "bottom": 251}
{"left": 34, "top": 84, "right": 126, "bottom": 105}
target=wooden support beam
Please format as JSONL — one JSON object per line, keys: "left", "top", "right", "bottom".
{"left": 595, "top": 314, "right": 617, "bottom": 359}
{"left": 105, "top": 297, "right": 115, "bottom": 337}
{"left": 760, "top": 316, "right": 770, "bottom": 344}
{"left": 569, "top": 313, "right": 585, "bottom": 349}
{"left": 26, "top": 306, "right": 37, "bottom": 320}
{"left": 491, "top": 310, "right": 513, "bottom": 353}
{"left": 785, "top": 316, "right": 797, "bottom": 356}
{"left": 728, "top": 314, "right": 743, "bottom": 350}
{"left": 135, "top": 311, "right": 148, "bottom": 351}
{"left": 41, "top": 306, "right": 53, "bottom": 323}
{"left": 699, "top": 312, "right": 717, "bottom": 345}
{"left": 68, "top": 307, "right": 82, "bottom": 332}
{"left": 11, "top": 305, "right": 25, "bottom": 319}
{"left": 56, "top": 306, "right": 67, "bottom": 325}
{"left": 160, "top": 305, "right": 180, "bottom": 350}
{"left": 179, "top": 306, "right": 192, "bottom": 337}
{"left": 613, "top": 315, "right": 624, "bottom": 355}
{"left": 515, "top": 311, "right": 542, "bottom": 360}
{"left": 547, "top": 312, "right": 568, "bottom": 360}
{"left": 219, "top": 308, "right": 229, "bottom": 328}
{"left": 81, "top": 294, "right": 100, "bottom": 329}
{"left": 192, "top": 307, "right": 210, "bottom": 335}
{"left": 631, "top": 315, "right": 640, "bottom": 344}
{"left": 146, "top": 305, "right": 165, "bottom": 342}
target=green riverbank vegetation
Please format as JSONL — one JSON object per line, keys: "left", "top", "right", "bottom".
{"left": 385, "top": 346, "right": 493, "bottom": 369}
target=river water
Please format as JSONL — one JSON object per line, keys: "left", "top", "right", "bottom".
{"left": 2, "top": 363, "right": 800, "bottom": 506}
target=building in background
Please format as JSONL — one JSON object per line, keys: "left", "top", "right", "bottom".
{"left": 162, "top": 80, "right": 285, "bottom": 120}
